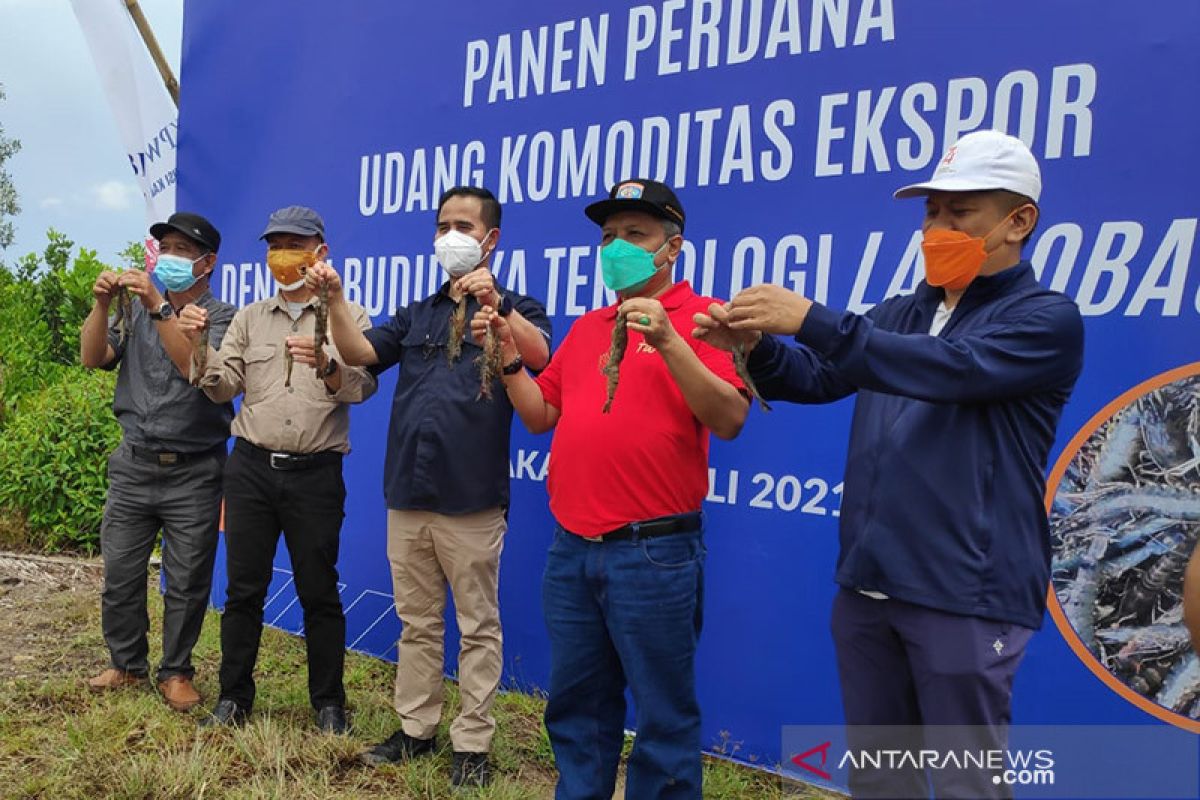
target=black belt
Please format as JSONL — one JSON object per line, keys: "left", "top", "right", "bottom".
{"left": 577, "top": 511, "right": 703, "bottom": 542}
{"left": 234, "top": 438, "right": 343, "bottom": 471}
{"left": 129, "top": 443, "right": 224, "bottom": 466}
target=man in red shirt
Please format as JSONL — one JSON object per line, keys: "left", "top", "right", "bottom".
{"left": 473, "top": 179, "right": 749, "bottom": 799}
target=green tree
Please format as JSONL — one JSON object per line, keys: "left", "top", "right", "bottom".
{"left": 0, "top": 83, "right": 20, "bottom": 252}
{"left": 118, "top": 239, "right": 147, "bottom": 271}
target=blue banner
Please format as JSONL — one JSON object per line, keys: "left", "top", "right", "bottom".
{"left": 182, "top": 0, "right": 1200, "bottom": 786}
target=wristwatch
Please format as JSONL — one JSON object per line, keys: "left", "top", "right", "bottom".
{"left": 320, "top": 358, "right": 339, "bottom": 378}
{"left": 501, "top": 354, "right": 524, "bottom": 375}
{"left": 149, "top": 302, "right": 175, "bottom": 321}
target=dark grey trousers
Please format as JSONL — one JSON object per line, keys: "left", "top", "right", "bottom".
{"left": 99, "top": 441, "right": 225, "bottom": 681}
{"left": 830, "top": 588, "right": 1035, "bottom": 800}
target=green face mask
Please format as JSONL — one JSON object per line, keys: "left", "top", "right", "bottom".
{"left": 600, "top": 238, "right": 668, "bottom": 293}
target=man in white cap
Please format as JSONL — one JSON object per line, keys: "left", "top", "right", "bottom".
{"left": 694, "top": 130, "right": 1084, "bottom": 798}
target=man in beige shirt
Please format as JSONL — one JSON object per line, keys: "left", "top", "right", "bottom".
{"left": 177, "top": 206, "right": 376, "bottom": 733}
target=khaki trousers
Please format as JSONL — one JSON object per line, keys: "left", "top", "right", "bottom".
{"left": 386, "top": 507, "right": 506, "bottom": 753}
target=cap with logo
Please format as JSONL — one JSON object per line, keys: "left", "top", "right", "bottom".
{"left": 894, "top": 129, "right": 1042, "bottom": 203}
{"left": 260, "top": 205, "right": 326, "bottom": 240}
{"left": 585, "top": 179, "right": 686, "bottom": 232}
{"left": 149, "top": 211, "right": 221, "bottom": 252}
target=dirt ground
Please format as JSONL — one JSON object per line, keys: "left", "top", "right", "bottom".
{"left": 0, "top": 553, "right": 102, "bottom": 680}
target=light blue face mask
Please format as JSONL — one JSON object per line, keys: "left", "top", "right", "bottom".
{"left": 599, "top": 238, "right": 668, "bottom": 294}
{"left": 154, "top": 253, "right": 206, "bottom": 292}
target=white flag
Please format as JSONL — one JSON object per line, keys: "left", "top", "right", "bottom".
{"left": 69, "top": 0, "right": 177, "bottom": 252}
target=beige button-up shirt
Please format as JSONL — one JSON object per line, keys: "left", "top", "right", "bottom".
{"left": 200, "top": 293, "right": 377, "bottom": 453}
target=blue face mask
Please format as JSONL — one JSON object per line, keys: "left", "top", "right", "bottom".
{"left": 154, "top": 253, "right": 206, "bottom": 292}
{"left": 600, "top": 238, "right": 668, "bottom": 294}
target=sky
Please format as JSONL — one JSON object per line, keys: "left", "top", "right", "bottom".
{"left": 0, "top": 0, "right": 182, "bottom": 264}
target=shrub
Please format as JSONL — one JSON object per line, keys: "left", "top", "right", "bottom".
{"left": 0, "top": 230, "right": 142, "bottom": 553}
{"left": 0, "top": 230, "right": 108, "bottom": 418}
{"left": 0, "top": 369, "right": 120, "bottom": 553}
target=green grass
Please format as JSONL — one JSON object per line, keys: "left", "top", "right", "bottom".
{"left": 0, "top": 570, "right": 834, "bottom": 799}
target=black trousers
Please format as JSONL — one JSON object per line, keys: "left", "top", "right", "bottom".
{"left": 218, "top": 445, "right": 347, "bottom": 711}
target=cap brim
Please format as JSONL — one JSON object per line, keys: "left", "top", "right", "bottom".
{"left": 584, "top": 198, "right": 681, "bottom": 229}
{"left": 259, "top": 224, "right": 322, "bottom": 240}
{"left": 893, "top": 177, "right": 1015, "bottom": 199}
{"left": 150, "top": 221, "right": 213, "bottom": 249}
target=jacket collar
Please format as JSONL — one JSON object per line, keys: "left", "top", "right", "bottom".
{"left": 915, "top": 261, "right": 1034, "bottom": 309}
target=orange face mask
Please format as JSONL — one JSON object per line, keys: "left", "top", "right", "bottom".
{"left": 922, "top": 207, "right": 1026, "bottom": 291}
{"left": 266, "top": 246, "right": 321, "bottom": 289}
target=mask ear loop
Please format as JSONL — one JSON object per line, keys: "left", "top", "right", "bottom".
{"left": 981, "top": 204, "right": 1031, "bottom": 254}
{"left": 196, "top": 251, "right": 215, "bottom": 282}
{"left": 479, "top": 228, "right": 499, "bottom": 266}
{"left": 654, "top": 234, "right": 681, "bottom": 271}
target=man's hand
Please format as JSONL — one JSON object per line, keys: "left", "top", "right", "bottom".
{"left": 177, "top": 305, "right": 208, "bottom": 343}
{"left": 305, "top": 261, "right": 344, "bottom": 303}
{"left": 471, "top": 306, "right": 516, "bottom": 356}
{"left": 119, "top": 269, "right": 165, "bottom": 310}
{"left": 92, "top": 270, "right": 120, "bottom": 309}
{"left": 726, "top": 284, "right": 813, "bottom": 336}
{"left": 618, "top": 297, "right": 677, "bottom": 350}
{"left": 455, "top": 268, "right": 502, "bottom": 309}
{"left": 692, "top": 302, "right": 763, "bottom": 352}
{"left": 287, "top": 336, "right": 329, "bottom": 371}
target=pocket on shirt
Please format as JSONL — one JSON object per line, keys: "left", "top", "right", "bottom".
{"left": 243, "top": 343, "right": 282, "bottom": 403}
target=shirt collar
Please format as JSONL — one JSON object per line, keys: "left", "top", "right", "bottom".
{"left": 268, "top": 291, "right": 316, "bottom": 314}
{"left": 433, "top": 280, "right": 457, "bottom": 305}
{"left": 599, "top": 280, "right": 695, "bottom": 319}
{"left": 166, "top": 287, "right": 215, "bottom": 311}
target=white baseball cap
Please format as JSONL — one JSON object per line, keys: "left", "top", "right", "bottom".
{"left": 894, "top": 130, "right": 1042, "bottom": 202}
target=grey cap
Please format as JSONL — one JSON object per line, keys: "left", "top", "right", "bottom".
{"left": 260, "top": 205, "right": 325, "bottom": 240}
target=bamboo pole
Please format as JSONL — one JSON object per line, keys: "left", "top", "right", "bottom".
{"left": 123, "top": 0, "right": 179, "bottom": 108}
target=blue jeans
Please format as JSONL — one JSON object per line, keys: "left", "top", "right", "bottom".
{"left": 542, "top": 523, "right": 706, "bottom": 800}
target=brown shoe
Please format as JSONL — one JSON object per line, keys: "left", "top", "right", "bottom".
{"left": 86, "top": 667, "right": 146, "bottom": 692}
{"left": 158, "top": 675, "right": 202, "bottom": 712}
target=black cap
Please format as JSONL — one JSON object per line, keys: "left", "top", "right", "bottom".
{"left": 584, "top": 179, "right": 686, "bottom": 232}
{"left": 150, "top": 212, "right": 221, "bottom": 252}
{"left": 260, "top": 205, "right": 326, "bottom": 240}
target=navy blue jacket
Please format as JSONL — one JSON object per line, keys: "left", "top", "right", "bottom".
{"left": 365, "top": 284, "right": 552, "bottom": 514}
{"left": 749, "top": 262, "right": 1083, "bottom": 629}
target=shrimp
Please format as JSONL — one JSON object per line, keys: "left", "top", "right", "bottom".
{"left": 732, "top": 342, "right": 770, "bottom": 412}
{"left": 601, "top": 316, "right": 629, "bottom": 413}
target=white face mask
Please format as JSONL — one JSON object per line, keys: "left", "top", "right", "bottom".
{"left": 434, "top": 229, "right": 493, "bottom": 278}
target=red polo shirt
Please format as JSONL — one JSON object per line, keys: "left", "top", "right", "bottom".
{"left": 536, "top": 281, "right": 744, "bottom": 536}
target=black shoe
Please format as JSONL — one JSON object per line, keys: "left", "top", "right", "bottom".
{"left": 359, "top": 729, "right": 436, "bottom": 766}
{"left": 316, "top": 705, "right": 349, "bottom": 735}
{"left": 198, "top": 698, "right": 248, "bottom": 728}
{"left": 451, "top": 751, "right": 492, "bottom": 789}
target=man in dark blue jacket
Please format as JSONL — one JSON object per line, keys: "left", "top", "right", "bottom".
{"left": 695, "top": 130, "right": 1084, "bottom": 799}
